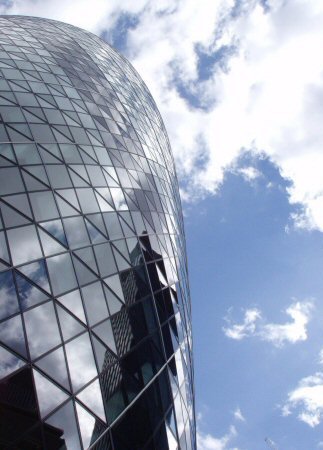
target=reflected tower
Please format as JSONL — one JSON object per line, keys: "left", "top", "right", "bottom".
{"left": 0, "top": 16, "right": 195, "bottom": 450}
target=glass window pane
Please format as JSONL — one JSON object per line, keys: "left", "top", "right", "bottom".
{"left": 7, "top": 225, "right": 42, "bottom": 265}
{"left": 30, "top": 191, "right": 59, "bottom": 221}
{"left": 65, "top": 332, "right": 97, "bottom": 391}
{"left": 47, "top": 253, "right": 77, "bottom": 296}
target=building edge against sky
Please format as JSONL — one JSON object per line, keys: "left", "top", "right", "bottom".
{"left": 0, "top": 16, "right": 195, "bottom": 450}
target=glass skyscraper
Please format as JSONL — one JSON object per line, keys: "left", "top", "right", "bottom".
{"left": 0, "top": 16, "right": 195, "bottom": 450}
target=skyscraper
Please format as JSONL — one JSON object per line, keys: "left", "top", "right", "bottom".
{"left": 0, "top": 16, "right": 195, "bottom": 450}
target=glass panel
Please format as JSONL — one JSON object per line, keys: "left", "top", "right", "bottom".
{"left": 7, "top": 225, "right": 42, "bottom": 265}
{"left": 18, "top": 259, "right": 50, "bottom": 293}
{"left": 77, "top": 378, "right": 106, "bottom": 422}
{"left": 63, "top": 216, "right": 90, "bottom": 249}
{"left": 0, "top": 167, "right": 24, "bottom": 195}
{"left": 24, "top": 301, "right": 61, "bottom": 359}
{"left": 0, "top": 345, "right": 25, "bottom": 380}
{"left": 81, "top": 281, "right": 109, "bottom": 326}
{"left": 76, "top": 402, "right": 96, "bottom": 449}
{"left": 94, "top": 243, "right": 117, "bottom": 277}
{"left": 0, "top": 314, "right": 27, "bottom": 357}
{"left": 57, "top": 305, "right": 84, "bottom": 341}
{"left": 93, "top": 319, "right": 116, "bottom": 354}
{"left": 76, "top": 188, "right": 100, "bottom": 213}
{"left": 65, "top": 332, "right": 97, "bottom": 391}
{"left": 15, "top": 273, "right": 48, "bottom": 311}
{"left": 58, "top": 289, "right": 86, "bottom": 323}
{"left": 46, "top": 165, "right": 72, "bottom": 188}
{"left": 47, "top": 253, "right": 77, "bottom": 296}
{"left": 0, "top": 270, "right": 20, "bottom": 320}
{"left": 14, "top": 143, "right": 41, "bottom": 164}
{"left": 46, "top": 400, "right": 81, "bottom": 450}
{"left": 30, "top": 191, "right": 59, "bottom": 221}
{"left": 36, "top": 346, "right": 70, "bottom": 390}
{"left": 33, "top": 369, "right": 68, "bottom": 418}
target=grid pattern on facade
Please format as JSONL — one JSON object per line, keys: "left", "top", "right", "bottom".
{"left": 0, "top": 16, "right": 195, "bottom": 450}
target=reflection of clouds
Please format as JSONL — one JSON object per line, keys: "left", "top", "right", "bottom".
{"left": 33, "top": 369, "right": 68, "bottom": 418}
{"left": 110, "top": 188, "right": 128, "bottom": 210}
{"left": 47, "top": 252, "right": 77, "bottom": 295}
{"left": 46, "top": 401, "right": 81, "bottom": 450}
{"left": 0, "top": 315, "right": 25, "bottom": 356}
{"left": 0, "top": 271, "right": 19, "bottom": 320}
{"left": 37, "top": 347, "right": 69, "bottom": 390}
{"left": 17, "top": 273, "right": 47, "bottom": 310}
{"left": 76, "top": 402, "right": 95, "bottom": 449}
{"left": 39, "top": 229, "right": 65, "bottom": 256}
{"left": 7, "top": 225, "right": 42, "bottom": 265}
{"left": 19, "top": 260, "right": 49, "bottom": 292}
{"left": 63, "top": 217, "right": 90, "bottom": 249}
{"left": 65, "top": 332, "right": 97, "bottom": 391}
{"left": 24, "top": 302, "right": 61, "bottom": 359}
{"left": 77, "top": 378, "right": 105, "bottom": 422}
{"left": 58, "top": 289, "right": 86, "bottom": 323}
{"left": 0, "top": 345, "right": 24, "bottom": 379}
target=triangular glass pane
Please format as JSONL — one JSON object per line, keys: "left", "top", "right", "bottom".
{"left": 92, "top": 335, "right": 117, "bottom": 372}
{"left": 92, "top": 319, "right": 117, "bottom": 354}
{"left": 103, "top": 274, "right": 124, "bottom": 302}
{"left": 0, "top": 270, "right": 20, "bottom": 320}
{"left": 112, "top": 246, "right": 131, "bottom": 271}
{"left": 36, "top": 346, "right": 70, "bottom": 391}
{"left": 22, "top": 171, "right": 46, "bottom": 191}
{"left": 1, "top": 202, "right": 30, "bottom": 227}
{"left": 103, "top": 285, "right": 124, "bottom": 315}
{"left": 40, "top": 143, "right": 62, "bottom": 160}
{"left": 0, "top": 344, "right": 25, "bottom": 380}
{"left": 0, "top": 314, "right": 27, "bottom": 357}
{"left": 58, "top": 189, "right": 80, "bottom": 210}
{"left": 58, "top": 289, "right": 86, "bottom": 323}
{"left": 18, "top": 260, "right": 50, "bottom": 293}
{"left": 40, "top": 219, "right": 67, "bottom": 246}
{"left": 69, "top": 164, "right": 90, "bottom": 183}
{"left": 77, "top": 379, "right": 106, "bottom": 422}
{"left": 76, "top": 402, "right": 97, "bottom": 449}
{"left": 74, "top": 247, "right": 98, "bottom": 274}
{"left": 69, "top": 169, "right": 88, "bottom": 187}
{"left": 0, "top": 143, "right": 16, "bottom": 163}
{"left": 45, "top": 401, "right": 81, "bottom": 450}
{"left": 85, "top": 219, "right": 106, "bottom": 244}
{"left": 15, "top": 272, "right": 48, "bottom": 311}
{"left": 57, "top": 305, "right": 85, "bottom": 341}
{"left": 24, "top": 165, "right": 49, "bottom": 185}
{"left": 0, "top": 231, "right": 9, "bottom": 263}
{"left": 33, "top": 369, "right": 68, "bottom": 418}
{"left": 72, "top": 256, "right": 97, "bottom": 286}
{"left": 55, "top": 194, "right": 78, "bottom": 217}
{"left": 39, "top": 229, "right": 66, "bottom": 256}
{"left": 3, "top": 193, "right": 32, "bottom": 218}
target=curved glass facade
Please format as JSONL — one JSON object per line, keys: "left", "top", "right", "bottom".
{"left": 0, "top": 16, "right": 195, "bottom": 450}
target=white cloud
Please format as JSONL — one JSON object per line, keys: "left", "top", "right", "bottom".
{"left": 223, "top": 308, "right": 261, "bottom": 340}
{"left": 282, "top": 372, "right": 323, "bottom": 427}
{"left": 197, "top": 425, "right": 237, "bottom": 450}
{"left": 2, "top": 1, "right": 323, "bottom": 229}
{"left": 223, "top": 300, "right": 314, "bottom": 347}
{"left": 233, "top": 407, "right": 245, "bottom": 422}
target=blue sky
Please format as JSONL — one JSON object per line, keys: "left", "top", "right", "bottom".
{"left": 2, "top": 1, "right": 323, "bottom": 449}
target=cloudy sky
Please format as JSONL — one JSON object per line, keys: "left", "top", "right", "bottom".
{"left": 2, "top": 0, "right": 323, "bottom": 448}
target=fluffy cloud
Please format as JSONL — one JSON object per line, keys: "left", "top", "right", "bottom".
{"left": 233, "top": 407, "right": 245, "bottom": 422}
{"left": 197, "top": 425, "right": 237, "bottom": 450}
{"left": 223, "top": 308, "right": 261, "bottom": 340}
{"left": 282, "top": 372, "right": 323, "bottom": 427}
{"left": 223, "top": 300, "right": 314, "bottom": 346}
